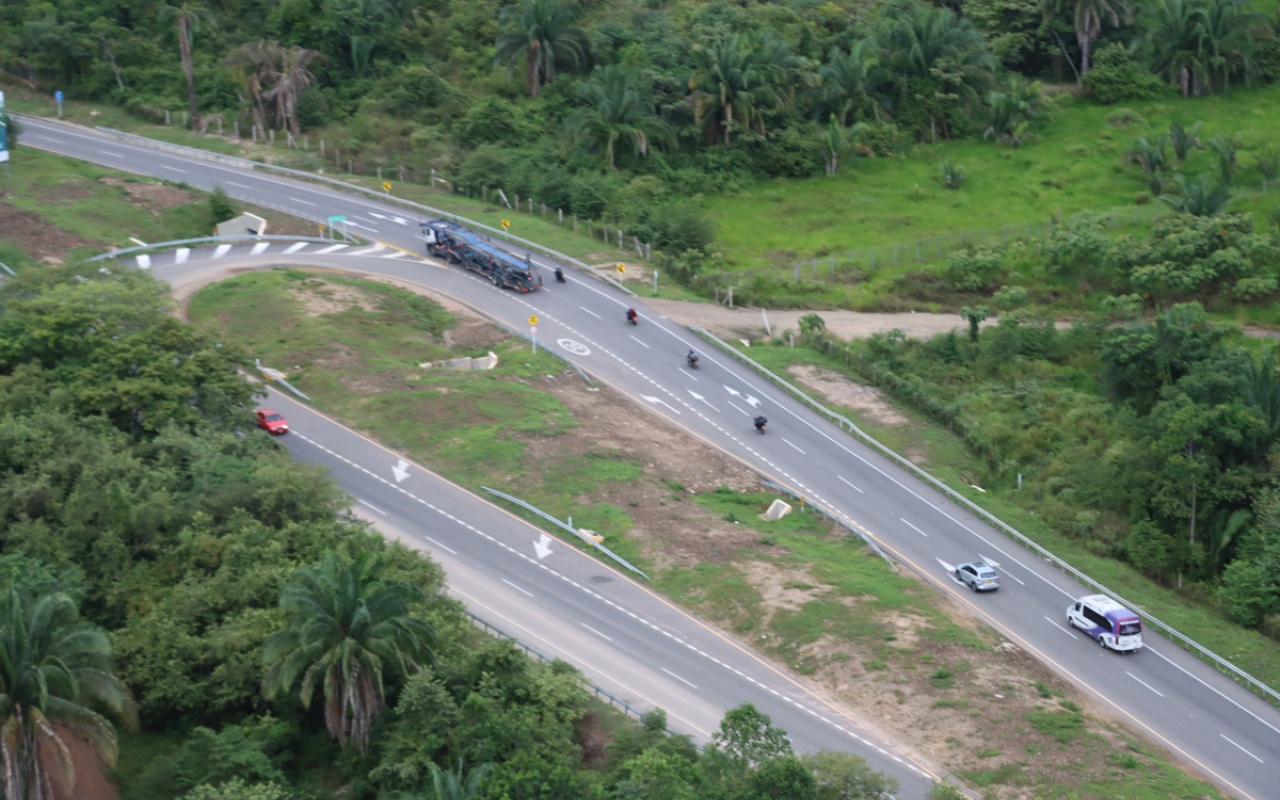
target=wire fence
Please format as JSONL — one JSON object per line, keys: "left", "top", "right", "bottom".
{"left": 465, "top": 611, "right": 699, "bottom": 749}
{"left": 692, "top": 325, "right": 1280, "bottom": 709}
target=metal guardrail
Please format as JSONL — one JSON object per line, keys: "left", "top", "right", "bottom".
{"left": 0, "top": 261, "right": 16, "bottom": 277}
{"left": 756, "top": 479, "right": 897, "bottom": 572}
{"left": 691, "top": 326, "right": 1280, "bottom": 708}
{"left": 67, "top": 121, "right": 638, "bottom": 297}
{"left": 466, "top": 611, "right": 698, "bottom": 749}
{"left": 481, "top": 487, "right": 650, "bottom": 579}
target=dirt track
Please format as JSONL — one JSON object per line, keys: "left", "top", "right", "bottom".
{"left": 646, "top": 299, "right": 994, "bottom": 340}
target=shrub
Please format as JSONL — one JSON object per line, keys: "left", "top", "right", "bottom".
{"left": 1084, "top": 44, "right": 1169, "bottom": 104}
{"left": 1106, "top": 108, "right": 1147, "bottom": 127}
{"left": 208, "top": 186, "right": 238, "bottom": 227}
{"left": 859, "top": 122, "right": 911, "bottom": 157}
{"left": 946, "top": 247, "right": 1003, "bottom": 291}
{"left": 938, "top": 161, "right": 966, "bottom": 190}
{"left": 1066, "top": 144, "right": 1090, "bottom": 157}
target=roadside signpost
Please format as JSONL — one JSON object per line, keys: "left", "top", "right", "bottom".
{"left": 529, "top": 315, "right": 538, "bottom": 353}
{"left": 326, "top": 215, "right": 347, "bottom": 241}
{"left": 55, "top": 90, "right": 63, "bottom": 117}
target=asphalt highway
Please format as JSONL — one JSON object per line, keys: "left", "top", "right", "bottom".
{"left": 21, "top": 116, "right": 1280, "bottom": 799}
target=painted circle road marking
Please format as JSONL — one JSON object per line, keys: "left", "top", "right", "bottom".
{"left": 558, "top": 339, "right": 591, "bottom": 356}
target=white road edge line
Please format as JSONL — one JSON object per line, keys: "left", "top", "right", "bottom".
{"left": 1220, "top": 734, "right": 1264, "bottom": 763}
{"left": 289, "top": 197, "right": 317, "bottom": 206}
{"left": 661, "top": 667, "right": 698, "bottom": 689}
{"left": 160, "top": 165, "right": 187, "bottom": 173}
{"left": 838, "top": 475, "right": 864, "bottom": 493}
{"left": 357, "top": 499, "right": 387, "bottom": 516}
{"left": 1125, "top": 670, "right": 1164, "bottom": 697}
{"left": 1144, "top": 644, "right": 1280, "bottom": 737}
{"left": 579, "top": 306, "right": 602, "bottom": 319}
{"left": 727, "top": 401, "right": 751, "bottom": 416}
{"left": 900, "top": 518, "right": 928, "bottom": 537}
{"left": 781, "top": 437, "right": 806, "bottom": 455}
{"left": 581, "top": 623, "right": 614, "bottom": 642}
{"left": 501, "top": 578, "right": 534, "bottom": 598}
{"left": 1044, "top": 616, "right": 1078, "bottom": 639}
{"left": 629, "top": 335, "right": 650, "bottom": 349}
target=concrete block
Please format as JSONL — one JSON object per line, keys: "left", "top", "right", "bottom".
{"left": 760, "top": 499, "right": 792, "bottom": 522}
{"left": 578, "top": 529, "right": 605, "bottom": 543}
{"left": 471, "top": 351, "right": 499, "bottom": 370}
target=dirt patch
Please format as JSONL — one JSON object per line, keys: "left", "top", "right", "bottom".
{"left": 0, "top": 202, "right": 106, "bottom": 262}
{"left": 646, "top": 299, "right": 1008, "bottom": 342}
{"left": 578, "top": 712, "right": 612, "bottom": 766}
{"left": 521, "top": 373, "right": 765, "bottom": 573}
{"left": 100, "top": 176, "right": 198, "bottom": 214}
{"left": 787, "top": 365, "right": 908, "bottom": 426}
{"left": 291, "top": 279, "right": 379, "bottom": 316}
{"left": 29, "top": 179, "right": 94, "bottom": 205}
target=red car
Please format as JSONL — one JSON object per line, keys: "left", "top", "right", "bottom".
{"left": 255, "top": 409, "right": 289, "bottom": 435}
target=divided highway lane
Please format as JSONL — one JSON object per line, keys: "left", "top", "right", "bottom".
{"left": 26, "top": 117, "right": 1280, "bottom": 797}
{"left": 255, "top": 387, "right": 938, "bottom": 798}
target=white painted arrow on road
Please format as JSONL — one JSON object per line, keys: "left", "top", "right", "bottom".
{"left": 641, "top": 395, "right": 682, "bottom": 415}
{"left": 688, "top": 390, "right": 720, "bottom": 412}
{"left": 726, "top": 386, "right": 763, "bottom": 407}
{"left": 936, "top": 559, "right": 965, "bottom": 585}
{"left": 392, "top": 459, "right": 411, "bottom": 483}
{"left": 979, "top": 555, "right": 1026, "bottom": 585}
{"left": 534, "top": 534, "right": 553, "bottom": 560}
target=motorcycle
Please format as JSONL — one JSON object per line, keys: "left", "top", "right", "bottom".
{"left": 687, "top": 354, "right": 699, "bottom": 369}
{"left": 754, "top": 417, "right": 767, "bottom": 434}
{"left": 555, "top": 268, "right": 566, "bottom": 283}
{"left": 626, "top": 310, "right": 638, "bottom": 325}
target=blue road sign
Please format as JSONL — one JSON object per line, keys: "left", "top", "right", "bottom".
{"left": 55, "top": 91, "right": 63, "bottom": 103}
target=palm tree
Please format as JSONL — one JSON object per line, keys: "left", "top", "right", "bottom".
{"left": 426, "top": 760, "right": 493, "bottom": 800}
{"left": 1041, "top": 0, "right": 1130, "bottom": 77}
{"left": 984, "top": 76, "right": 1042, "bottom": 147}
{"left": 494, "top": 0, "right": 589, "bottom": 98}
{"left": 159, "top": 3, "right": 215, "bottom": 130}
{"left": 265, "top": 45, "right": 322, "bottom": 137}
{"left": 561, "top": 65, "right": 674, "bottom": 170}
{"left": 1198, "top": 0, "right": 1264, "bottom": 91}
{"left": 689, "top": 34, "right": 792, "bottom": 146}
{"left": 1159, "top": 171, "right": 1233, "bottom": 215}
{"left": 1167, "top": 120, "right": 1204, "bottom": 162}
{"left": 817, "top": 115, "right": 870, "bottom": 176}
{"left": 0, "top": 589, "right": 136, "bottom": 800}
{"left": 874, "top": 3, "right": 996, "bottom": 142}
{"left": 1122, "top": 136, "right": 1172, "bottom": 194}
{"left": 262, "top": 551, "right": 435, "bottom": 755}
{"left": 816, "top": 39, "right": 886, "bottom": 126}
{"left": 1140, "top": 0, "right": 1211, "bottom": 98}
{"left": 225, "top": 39, "right": 275, "bottom": 133}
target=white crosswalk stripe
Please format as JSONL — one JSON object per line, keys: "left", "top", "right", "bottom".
{"left": 213, "top": 244, "right": 232, "bottom": 259}
{"left": 283, "top": 242, "right": 309, "bottom": 254}
{"left": 174, "top": 248, "right": 190, "bottom": 264}
{"left": 250, "top": 242, "right": 271, "bottom": 255}
{"left": 314, "top": 244, "right": 349, "bottom": 254}
{"left": 136, "top": 254, "right": 151, "bottom": 270}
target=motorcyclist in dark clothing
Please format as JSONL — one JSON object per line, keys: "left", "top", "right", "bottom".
{"left": 626, "top": 308, "right": 638, "bottom": 324}
{"left": 555, "top": 266, "right": 565, "bottom": 282}
{"left": 754, "top": 415, "right": 767, "bottom": 432}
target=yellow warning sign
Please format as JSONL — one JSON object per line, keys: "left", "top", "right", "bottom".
{"left": 501, "top": 219, "right": 511, "bottom": 230}
{"left": 616, "top": 264, "right": 626, "bottom": 274}
{"left": 382, "top": 182, "right": 392, "bottom": 192}
{"left": 529, "top": 315, "right": 538, "bottom": 326}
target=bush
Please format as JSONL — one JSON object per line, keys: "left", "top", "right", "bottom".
{"left": 1106, "top": 108, "right": 1147, "bottom": 127}
{"left": 859, "top": 122, "right": 911, "bottom": 157}
{"left": 294, "top": 88, "right": 329, "bottom": 131}
{"left": 208, "top": 186, "right": 238, "bottom": 227}
{"left": 1084, "top": 44, "right": 1169, "bottom": 104}
{"left": 946, "top": 247, "right": 1003, "bottom": 290}
{"left": 938, "top": 162, "right": 966, "bottom": 190}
